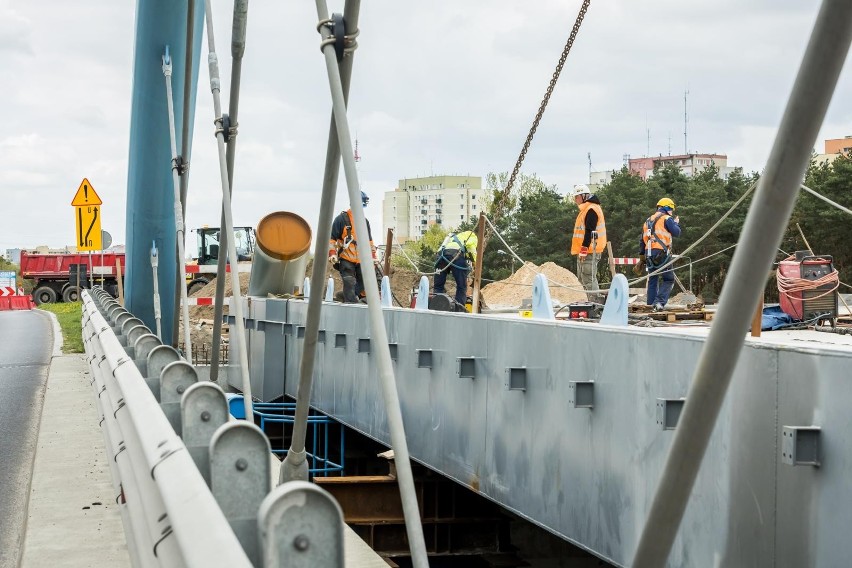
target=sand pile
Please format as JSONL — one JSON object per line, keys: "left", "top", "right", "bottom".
{"left": 480, "top": 261, "right": 588, "bottom": 307}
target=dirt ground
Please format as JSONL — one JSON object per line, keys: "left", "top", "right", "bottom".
{"left": 179, "top": 260, "right": 588, "bottom": 353}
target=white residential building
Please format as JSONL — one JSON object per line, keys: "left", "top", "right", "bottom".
{"left": 383, "top": 175, "right": 484, "bottom": 242}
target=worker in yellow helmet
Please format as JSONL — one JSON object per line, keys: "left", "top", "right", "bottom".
{"left": 570, "top": 184, "right": 607, "bottom": 303}
{"left": 433, "top": 230, "right": 478, "bottom": 308}
{"left": 638, "top": 197, "right": 681, "bottom": 311}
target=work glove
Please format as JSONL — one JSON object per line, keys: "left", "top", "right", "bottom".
{"left": 633, "top": 255, "right": 646, "bottom": 277}
{"left": 578, "top": 246, "right": 589, "bottom": 259}
{"left": 328, "top": 253, "right": 339, "bottom": 265}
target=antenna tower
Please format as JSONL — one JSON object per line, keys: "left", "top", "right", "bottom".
{"left": 684, "top": 89, "right": 689, "bottom": 154}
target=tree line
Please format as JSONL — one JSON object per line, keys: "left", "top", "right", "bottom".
{"left": 392, "top": 155, "right": 852, "bottom": 301}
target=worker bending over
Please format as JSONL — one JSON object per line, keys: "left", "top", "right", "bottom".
{"left": 329, "top": 191, "right": 378, "bottom": 303}
{"left": 570, "top": 184, "right": 607, "bottom": 303}
{"left": 433, "top": 230, "right": 478, "bottom": 309}
{"left": 638, "top": 197, "right": 681, "bottom": 311}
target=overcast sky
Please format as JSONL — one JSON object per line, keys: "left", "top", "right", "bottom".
{"left": 1, "top": 0, "right": 850, "bottom": 252}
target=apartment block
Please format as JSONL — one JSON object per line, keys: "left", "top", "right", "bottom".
{"left": 383, "top": 175, "right": 483, "bottom": 241}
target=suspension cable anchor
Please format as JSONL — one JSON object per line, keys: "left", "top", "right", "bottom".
{"left": 317, "top": 13, "right": 357, "bottom": 61}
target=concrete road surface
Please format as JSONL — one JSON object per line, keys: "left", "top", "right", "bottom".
{"left": 0, "top": 310, "right": 53, "bottom": 568}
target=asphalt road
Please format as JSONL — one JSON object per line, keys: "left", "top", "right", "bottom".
{"left": 0, "top": 310, "right": 53, "bottom": 568}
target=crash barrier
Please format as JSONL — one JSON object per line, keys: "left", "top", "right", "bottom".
{"left": 0, "top": 295, "right": 35, "bottom": 310}
{"left": 82, "top": 288, "right": 345, "bottom": 567}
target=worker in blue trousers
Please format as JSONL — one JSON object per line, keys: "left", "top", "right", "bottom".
{"left": 433, "top": 230, "right": 478, "bottom": 309}
{"left": 636, "top": 197, "right": 681, "bottom": 311}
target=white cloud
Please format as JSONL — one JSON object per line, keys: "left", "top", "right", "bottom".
{"left": 1, "top": 0, "right": 850, "bottom": 254}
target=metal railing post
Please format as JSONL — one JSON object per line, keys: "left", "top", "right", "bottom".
{"left": 181, "top": 382, "right": 230, "bottom": 485}
{"left": 160, "top": 360, "right": 199, "bottom": 436}
{"left": 258, "top": 481, "right": 345, "bottom": 567}
{"left": 210, "top": 422, "right": 271, "bottom": 565}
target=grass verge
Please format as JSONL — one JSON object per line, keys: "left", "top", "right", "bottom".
{"left": 38, "top": 302, "right": 84, "bottom": 353}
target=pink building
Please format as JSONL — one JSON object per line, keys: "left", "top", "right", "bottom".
{"left": 629, "top": 153, "right": 728, "bottom": 180}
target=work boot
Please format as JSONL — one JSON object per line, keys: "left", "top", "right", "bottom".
{"left": 653, "top": 303, "right": 665, "bottom": 312}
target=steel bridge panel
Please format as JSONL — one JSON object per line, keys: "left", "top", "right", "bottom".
{"left": 257, "top": 299, "right": 849, "bottom": 566}
{"left": 776, "top": 348, "right": 852, "bottom": 568}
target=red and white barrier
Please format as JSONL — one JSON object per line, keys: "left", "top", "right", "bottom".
{"left": 0, "top": 286, "right": 15, "bottom": 297}
{"left": 612, "top": 257, "right": 642, "bottom": 265}
{"left": 0, "top": 296, "right": 35, "bottom": 311}
{"left": 181, "top": 297, "right": 233, "bottom": 306}
{"left": 185, "top": 264, "right": 252, "bottom": 274}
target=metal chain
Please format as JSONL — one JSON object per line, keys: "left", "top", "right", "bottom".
{"left": 489, "top": 0, "right": 591, "bottom": 235}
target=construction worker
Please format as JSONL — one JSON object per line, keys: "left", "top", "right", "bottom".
{"left": 433, "top": 230, "right": 478, "bottom": 308}
{"left": 570, "top": 184, "right": 607, "bottom": 303}
{"left": 328, "top": 191, "right": 378, "bottom": 303}
{"left": 638, "top": 197, "right": 681, "bottom": 311}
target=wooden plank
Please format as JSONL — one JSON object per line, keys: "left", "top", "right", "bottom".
{"left": 606, "top": 241, "right": 617, "bottom": 278}
{"left": 751, "top": 296, "right": 763, "bottom": 337}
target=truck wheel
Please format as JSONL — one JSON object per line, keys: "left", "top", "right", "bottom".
{"left": 33, "top": 286, "right": 58, "bottom": 305}
{"left": 187, "top": 278, "right": 209, "bottom": 297}
{"left": 62, "top": 286, "right": 81, "bottom": 303}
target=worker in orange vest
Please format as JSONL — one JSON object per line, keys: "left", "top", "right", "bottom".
{"left": 328, "top": 191, "right": 378, "bottom": 303}
{"left": 570, "top": 184, "right": 607, "bottom": 303}
{"left": 638, "top": 197, "right": 681, "bottom": 310}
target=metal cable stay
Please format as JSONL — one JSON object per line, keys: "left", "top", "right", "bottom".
{"left": 210, "top": 0, "right": 249, "bottom": 384}
{"left": 201, "top": 0, "right": 253, "bottom": 421}
{"left": 162, "top": 45, "right": 194, "bottom": 365}
{"left": 276, "top": 1, "right": 431, "bottom": 566}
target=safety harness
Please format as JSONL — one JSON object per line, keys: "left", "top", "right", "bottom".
{"left": 435, "top": 233, "right": 474, "bottom": 272}
{"left": 645, "top": 212, "right": 671, "bottom": 270}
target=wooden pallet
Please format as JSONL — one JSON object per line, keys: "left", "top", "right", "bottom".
{"left": 631, "top": 308, "right": 714, "bottom": 322}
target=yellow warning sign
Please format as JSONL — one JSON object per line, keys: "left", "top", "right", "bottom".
{"left": 71, "top": 178, "right": 102, "bottom": 207}
{"left": 75, "top": 205, "right": 103, "bottom": 251}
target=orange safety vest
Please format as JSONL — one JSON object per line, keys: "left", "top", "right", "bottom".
{"left": 643, "top": 212, "right": 673, "bottom": 253}
{"left": 571, "top": 202, "right": 607, "bottom": 255}
{"left": 329, "top": 210, "right": 374, "bottom": 264}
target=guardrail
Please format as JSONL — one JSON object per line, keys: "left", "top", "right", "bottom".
{"left": 81, "top": 288, "right": 345, "bottom": 567}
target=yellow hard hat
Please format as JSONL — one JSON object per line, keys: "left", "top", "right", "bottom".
{"left": 657, "top": 197, "right": 675, "bottom": 210}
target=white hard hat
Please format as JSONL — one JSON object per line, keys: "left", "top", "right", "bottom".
{"left": 572, "top": 184, "right": 591, "bottom": 197}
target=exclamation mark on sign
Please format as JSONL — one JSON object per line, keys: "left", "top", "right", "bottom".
{"left": 84, "top": 184, "right": 88, "bottom": 202}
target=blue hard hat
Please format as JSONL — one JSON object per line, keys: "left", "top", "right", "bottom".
{"left": 361, "top": 191, "right": 369, "bottom": 206}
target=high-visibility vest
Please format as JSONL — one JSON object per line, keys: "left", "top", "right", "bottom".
{"left": 329, "top": 210, "right": 374, "bottom": 264}
{"left": 438, "top": 231, "right": 478, "bottom": 265}
{"left": 643, "top": 212, "right": 673, "bottom": 253}
{"left": 571, "top": 202, "right": 607, "bottom": 255}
